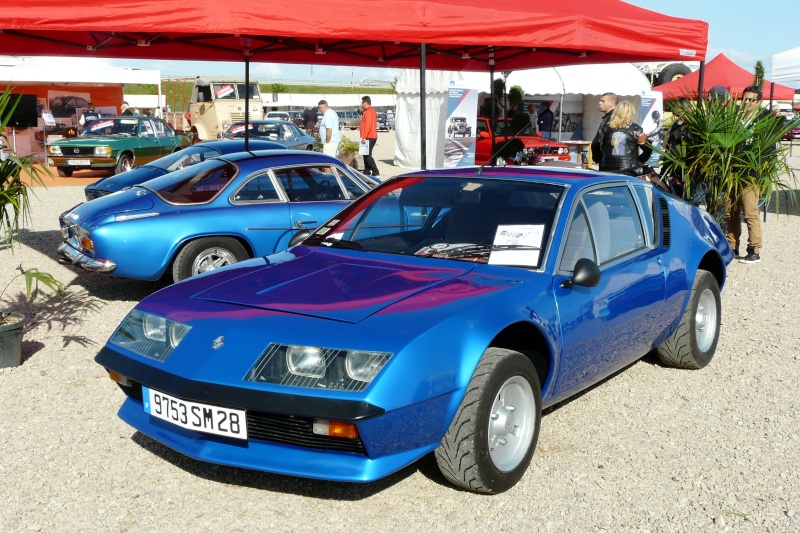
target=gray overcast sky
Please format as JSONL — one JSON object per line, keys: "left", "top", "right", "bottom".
{"left": 107, "top": 2, "right": 796, "bottom": 84}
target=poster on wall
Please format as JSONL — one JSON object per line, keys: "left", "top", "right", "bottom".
{"left": 443, "top": 80, "right": 480, "bottom": 168}
{"left": 47, "top": 90, "right": 91, "bottom": 119}
{"left": 640, "top": 91, "right": 664, "bottom": 166}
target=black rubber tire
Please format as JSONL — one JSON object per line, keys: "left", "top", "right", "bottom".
{"left": 57, "top": 167, "right": 73, "bottom": 177}
{"left": 657, "top": 63, "right": 692, "bottom": 86}
{"left": 435, "top": 347, "right": 541, "bottom": 494}
{"left": 115, "top": 153, "right": 132, "bottom": 174}
{"left": 171, "top": 237, "right": 249, "bottom": 283}
{"left": 657, "top": 270, "right": 721, "bottom": 369}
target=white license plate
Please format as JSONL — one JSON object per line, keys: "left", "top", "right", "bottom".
{"left": 143, "top": 387, "right": 248, "bottom": 440}
{"left": 67, "top": 159, "right": 91, "bottom": 165}
{"left": 540, "top": 156, "right": 559, "bottom": 161}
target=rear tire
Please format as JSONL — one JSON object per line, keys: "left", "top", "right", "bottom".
{"left": 171, "top": 237, "right": 249, "bottom": 283}
{"left": 435, "top": 347, "right": 541, "bottom": 494}
{"left": 57, "top": 167, "right": 74, "bottom": 177}
{"left": 656, "top": 270, "right": 721, "bottom": 369}
{"left": 115, "top": 153, "right": 132, "bottom": 174}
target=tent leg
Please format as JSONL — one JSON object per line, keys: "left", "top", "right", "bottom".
{"left": 696, "top": 61, "right": 706, "bottom": 103}
{"left": 489, "top": 51, "right": 495, "bottom": 166}
{"left": 244, "top": 52, "right": 250, "bottom": 151}
{"left": 420, "top": 43, "right": 427, "bottom": 170}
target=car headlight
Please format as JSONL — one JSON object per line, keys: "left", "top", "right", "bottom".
{"left": 95, "top": 146, "right": 112, "bottom": 156}
{"left": 559, "top": 147, "right": 568, "bottom": 154}
{"left": 244, "top": 343, "right": 393, "bottom": 392}
{"left": 109, "top": 310, "right": 192, "bottom": 362}
{"left": 49, "top": 146, "right": 63, "bottom": 155}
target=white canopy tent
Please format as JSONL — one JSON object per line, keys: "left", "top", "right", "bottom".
{"left": 771, "top": 47, "right": 800, "bottom": 86}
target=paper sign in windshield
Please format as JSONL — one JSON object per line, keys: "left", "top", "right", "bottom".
{"left": 488, "top": 225, "right": 544, "bottom": 266}
{"left": 89, "top": 120, "right": 115, "bottom": 131}
{"left": 215, "top": 84, "right": 235, "bottom": 98}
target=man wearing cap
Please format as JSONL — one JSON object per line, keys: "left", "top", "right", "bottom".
{"left": 317, "top": 100, "right": 340, "bottom": 157}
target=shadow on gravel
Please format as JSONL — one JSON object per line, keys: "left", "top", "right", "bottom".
{"left": 130, "top": 431, "right": 427, "bottom": 499}
{"left": 15, "top": 228, "right": 64, "bottom": 258}
{"left": 67, "top": 270, "right": 170, "bottom": 302}
{"left": 20, "top": 340, "right": 45, "bottom": 364}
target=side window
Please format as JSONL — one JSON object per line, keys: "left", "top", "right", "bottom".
{"left": 559, "top": 203, "right": 594, "bottom": 271}
{"left": 140, "top": 120, "right": 154, "bottom": 136}
{"left": 277, "top": 166, "right": 346, "bottom": 202}
{"left": 632, "top": 184, "right": 657, "bottom": 246}
{"left": 336, "top": 170, "right": 368, "bottom": 199}
{"left": 232, "top": 174, "right": 279, "bottom": 203}
{"left": 583, "top": 187, "right": 645, "bottom": 264}
{"left": 476, "top": 121, "right": 488, "bottom": 135}
{"left": 281, "top": 124, "right": 293, "bottom": 138}
{"left": 153, "top": 120, "right": 168, "bottom": 137}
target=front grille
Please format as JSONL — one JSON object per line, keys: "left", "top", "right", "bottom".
{"left": 118, "top": 380, "right": 366, "bottom": 454}
{"left": 63, "top": 146, "right": 96, "bottom": 156}
{"left": 229, "top": 112, "right": 246, "bottom": 122}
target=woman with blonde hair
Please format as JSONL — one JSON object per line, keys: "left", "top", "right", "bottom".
{"left": 599, "top": 100, "right": 652, "bottom": 172}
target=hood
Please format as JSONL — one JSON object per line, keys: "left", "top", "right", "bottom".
{"left": 52, "top": 136, "right": 131, "bottom": 146}
{"left": 190, "top": 249, "right": 475, "bottom": 324}
{"left": 89, "top": 166, "right": 167, "bottom": 193}
{"left": 63, "top": 187, "right": 156, "bottom": 227}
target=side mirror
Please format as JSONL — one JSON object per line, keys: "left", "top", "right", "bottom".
{"left": 288, "top": 229, "right": 311, "bottom": 247}
{"left": 561, "top": 257, "right": 601, "bottom": 288}
{"left": 478, "top": 131, "right": 491, "bottom": 139}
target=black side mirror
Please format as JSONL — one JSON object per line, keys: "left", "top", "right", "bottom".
{"left": 561, "top": 257, "right": 601, "bottom": 288}
{"left": 288, "top": 229, "right": 311, "bottom": 247}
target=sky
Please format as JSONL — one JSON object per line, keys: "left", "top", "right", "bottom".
{"left": 94, "top": 1, "right": 800, "bottom": 85}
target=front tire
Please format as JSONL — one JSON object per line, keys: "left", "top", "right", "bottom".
{"left": 171, "top": 237, "right": 249, "bottom": 283}
{"left": 57, "top": 167, "right": 74, "bottom": 177}
{"left": 435, "top": 347, "right": 541, "bottom": 494}
{"left": 657, "top": 270, "right": 721, "bottom": 369}
{"left": 115, "top": 153, "right": 132, "bottom": 174}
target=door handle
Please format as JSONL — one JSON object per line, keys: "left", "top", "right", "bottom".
{"left": 295, "top": 220, "right": 317, "bottom": 227}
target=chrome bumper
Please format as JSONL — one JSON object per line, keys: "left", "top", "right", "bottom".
{"left": 57, "top": 241, "right": 117, "bottom": 273}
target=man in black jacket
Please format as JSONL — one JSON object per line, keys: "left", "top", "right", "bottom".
{"left": 590, "top": 92, "right": 617, "bottom": 165}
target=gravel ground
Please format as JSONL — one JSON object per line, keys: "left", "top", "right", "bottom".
{"left": 2, "top": 132, "right": 800, "bottom": 532}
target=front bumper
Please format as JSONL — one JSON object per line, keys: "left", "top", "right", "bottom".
{"left": 57, "top": 241, "right": 116, "bottom": 272}
{"left": 49, "top": 156, "right": 116, "bottom": 169}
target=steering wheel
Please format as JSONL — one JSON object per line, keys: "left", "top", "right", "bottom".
{"left": 315, "top": 179, "right": 332, "bottom": 200}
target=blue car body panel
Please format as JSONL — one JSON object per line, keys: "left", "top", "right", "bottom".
{"left": 60, "top": 150, "right": 372, "bottom": 280}
{"left": 95, "top": 166, "right": 732, "bottom": 483}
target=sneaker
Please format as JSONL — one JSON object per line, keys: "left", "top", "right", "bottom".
{"left": 740, "top": 252, "right": 761, "bottom": 264}
{"left": 733, "top": 248, "right": 740, "bottom": 258}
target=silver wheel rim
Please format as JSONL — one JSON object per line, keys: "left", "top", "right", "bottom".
{"left": 488, "top": 375, "right": 536, "bottom": 472}
{"left": 695, "top": 288, "right": 718, "bottom": 352}
{"left": 191, "top": 247, "right": 237, "bottom": 276}
{"left": 122, "top": 159, "right": 132, "bottom": 172}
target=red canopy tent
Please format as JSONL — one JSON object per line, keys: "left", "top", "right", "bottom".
{"left": 2, "top": 0, "right": 707, "bottom": 70}
{"left": 2, "top": 0, "right": 708, "bottom": 166}
{"left": 655, "top": 53, "right": 795, "bottom": 100}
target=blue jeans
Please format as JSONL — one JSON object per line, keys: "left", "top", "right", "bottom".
{"left": 541, "top": 131, "right": 551, "bottom": 140}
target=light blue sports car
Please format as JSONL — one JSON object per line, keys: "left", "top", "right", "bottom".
{"left": 58, "top": 150, "right": 376, "bottom": 282}
{"left": 95, "top": 166, "right": 733, "bottom": 493}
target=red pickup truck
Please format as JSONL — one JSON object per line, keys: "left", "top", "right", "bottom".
{"left": 475, "top": 117, "right": 571, "bottom": 165}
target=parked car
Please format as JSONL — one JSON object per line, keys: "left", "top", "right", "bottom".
{"left": 782, "top": 116, "right": 800, "bottom": 141}
{"left": 83, "top": 139, "right": 284, "bottom": 201}
{"left": 94, "top": 166, "right": 732, "bottom": 494}
{"left": 377, "top": 112, "right": 394, "bottom": 131}
{"left": 222, "top": 120, "right": 316, "bottom": 151}
{"left": 475, "top": 117, "right": 571, "bottom": 165}
{"left": 265, "top": 111, "right": 291, "bottom": 121}
{"left": 447, "top": 116, "right": 472, "bottom": 137}
{"left": 337, "top": 110, "right": 362, "bottom": 130}
{"left": 48, "top": 116, "right": 190, "bottom": 177}
{"left": 58, "top": 151, "right": 375, "bottom": 282}
{"left": 287, "top": 111, "right": 305, "bottom": 128}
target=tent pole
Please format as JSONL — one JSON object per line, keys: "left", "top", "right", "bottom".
{"left": 489, "top": 50, "right": 496, "bottom": 166}
{"left": 244, "top": 52, "right": 250, "bottom": 151}
{"left": 420, "top": 43, "right": 427, "bottom": 170}
{"left": 696, "top": 60, "right": 705, "bottom": 104}
{"left": 769, "top": 82, "right": 775, "bottom": 111}
{"left": 554, "top": 67, "right": 566, "bottom": 142}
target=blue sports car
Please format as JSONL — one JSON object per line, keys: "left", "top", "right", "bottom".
{"left": 58, "top": 150, "right": 376, "bottom": 283}
{"left": 83, "top": 139, "right": 284, "bottom": 201}
{"left": 95, "top": 167, "right": 733, "bottom": 493}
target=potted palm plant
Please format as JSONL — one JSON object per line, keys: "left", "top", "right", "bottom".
{"left": 658, "top": 96, "right": 799, "bottom": 221}
{"left": 1, "top": 87, "right": 65, "bottom": 368}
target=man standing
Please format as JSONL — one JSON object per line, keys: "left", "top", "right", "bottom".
{"left": 79, "top": 103, "right": 101, "bottom": 128}
{"left": 317, "top": 100, "right": 340, "bottom": 157}
{"left": 591, "top": 92, "right": 617, "bottom": 165}
{"left": 526, "top": 104, "right": 539, "bottom": 134}
{"left": 727, "top": 85, "right": 767, "bottom": 264}
{"left": 359, "top": 96, "right": 380, "bottom": 177}
{"left": 120, "top": 101, "right": 134, "bottom": 116}
{"left": 302, "top": 105, "right": 317, "bottom": 134}
{"left": 537, "top": 101, "right": 554, "bottom": 140}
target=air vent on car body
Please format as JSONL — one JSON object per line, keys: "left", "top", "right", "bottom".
{"left": 658, "top": 196, "right": 670, "bottom": 247}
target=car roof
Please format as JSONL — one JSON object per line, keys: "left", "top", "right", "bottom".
{"left": 195, "top": 139, "right": 285, "bottom": 152}
{"left": 231, "top": 119, "right": 295, "bottom": 126}
{"left": 218, "top": 149, "right": 341, "bottom": 165}
{"left": 397, "top": 165, "right": 639, "bottom": 188}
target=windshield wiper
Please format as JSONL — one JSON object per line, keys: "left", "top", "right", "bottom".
{"left": 443, "top": 243, "right": 540, "bottom": 258}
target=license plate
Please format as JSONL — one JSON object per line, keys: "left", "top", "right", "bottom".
{"left": 540, "top": 156, "right": 559, "bottom": 161}
{"left": 67, "top": 159, "right": 91, "bottom": 165}
{"left": 142, "top": 387, "right": 248, "bottom": 440}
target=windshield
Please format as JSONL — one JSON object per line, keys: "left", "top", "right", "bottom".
{"left": 82, "top": 117, "right": 140, "bottom": 137}
{"left": 496, "top": 120, "right": 536, "bottom": 136}
{"left": 306, "top": 175, "right": 564, "bottom": 268}
{"left": 148, "top": 145, "right": 222, "bottom": 171}
{"left": 224, "top": 122, "right": 282, "bottom": 140}
{"left": 142, "top": 159, "right": 237, "bottom": 204}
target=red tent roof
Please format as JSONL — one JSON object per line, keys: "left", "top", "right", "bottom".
{"left": 655, "top": 53, "right": 796, "bottom": 100}
{"left": 1, "top": 0, "right": 708, "bottom": 70}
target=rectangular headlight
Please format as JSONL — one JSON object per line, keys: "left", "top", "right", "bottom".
{"left": 49, "top": 146, "right": 63, "bottom": 155}
{"left": 244, "top": 343, "right": 392, "bottom": 392}
{"left": 109, "top": 310, "right": 192, "bottom": 362}
{"left": 95, "top": 146, "right": 111, "bottom": 156}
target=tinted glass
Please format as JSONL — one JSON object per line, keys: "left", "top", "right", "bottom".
{"left": 146, "top": 160, "right": 237, "bottom": 204}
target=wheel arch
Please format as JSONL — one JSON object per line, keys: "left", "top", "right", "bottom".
{"left": 489, "top": 321, "right": 553, "bottom": 396}
{"left": 697, "top": 250, "right": 726, "bottom": 291}
{"left": 117, "top": 149, "right": 135, "bottom": 164}
{"left": 166, "top": 233, "right": 255, "bottom": 274}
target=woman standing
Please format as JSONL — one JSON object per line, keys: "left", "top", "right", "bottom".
{"left": 599, "top": 101, "right": 652, "bottom": 172}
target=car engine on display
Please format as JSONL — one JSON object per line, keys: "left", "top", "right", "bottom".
{"left": 95, "top": 166, "right": 733, "bottom": 493}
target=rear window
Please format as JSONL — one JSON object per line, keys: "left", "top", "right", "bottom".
{"left": 146, "top": 160, "right": 238, "bottom": 204}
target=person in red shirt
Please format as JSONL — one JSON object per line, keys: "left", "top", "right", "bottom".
{"left": 359, "top": 96, "right": 380, "bottom": 177}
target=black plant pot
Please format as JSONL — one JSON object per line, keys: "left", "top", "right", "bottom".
{"left": 0, "top": 312, "right": 25, "bottom": 368}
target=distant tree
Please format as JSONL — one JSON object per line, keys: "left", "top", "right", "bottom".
{"left": 271, "top": 83, "right": 288, "bottom": 93}
{"left": 508, "top": 86, "right": 524, "bottom": 109}
{"left": 754, "top": 60, "right": 765, "bottom": 89}
{"left": 390, "top": 75, "right": 399, "bottom": 93}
